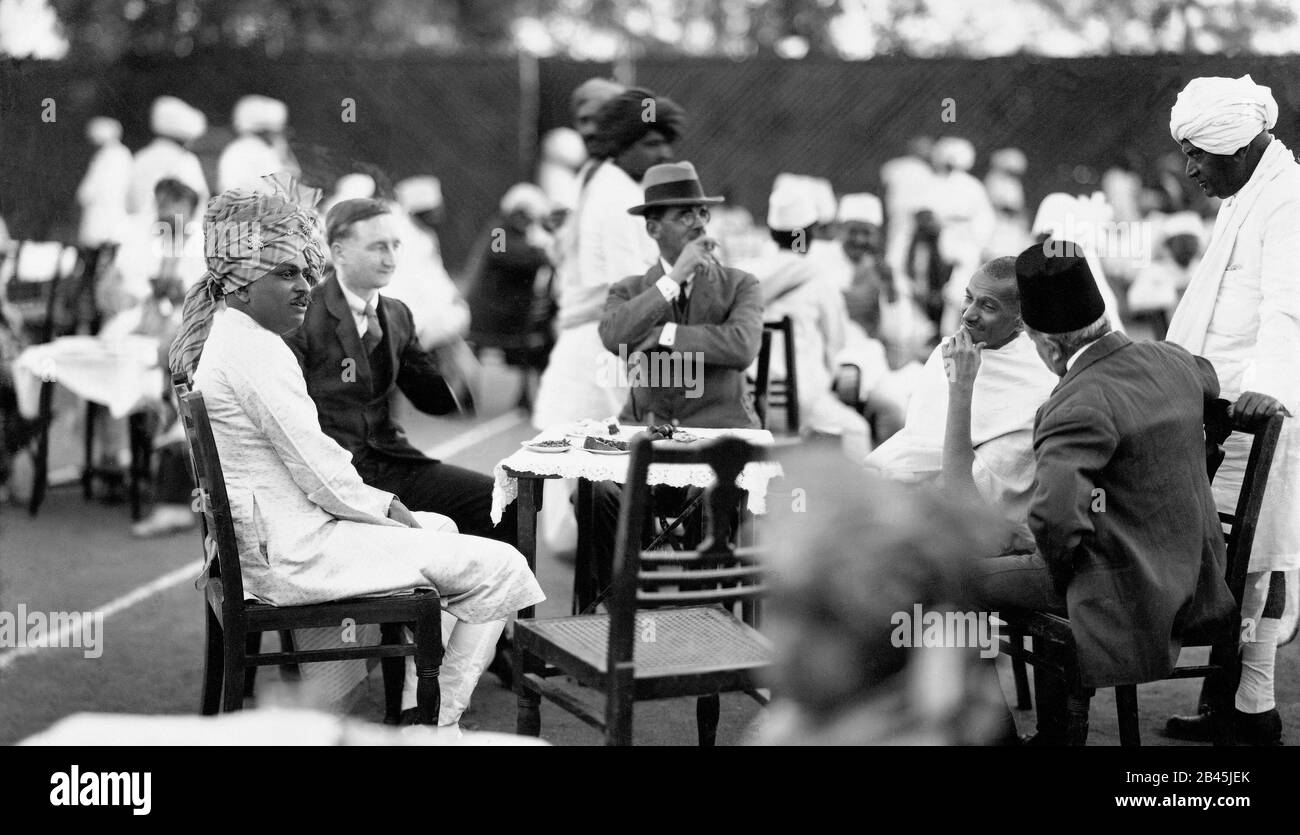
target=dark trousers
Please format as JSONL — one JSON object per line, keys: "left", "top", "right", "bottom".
{"left": 154, "top": 441, "right": 194, "bottom": 505}
{"left": 357, "top": 452, "right": 517, "bottom": 547}
{"left": 978, "top": 551, "right": 1085, "bottom": 742}
{"left": 590, "top": 481, "right": 707, "bottom": 599}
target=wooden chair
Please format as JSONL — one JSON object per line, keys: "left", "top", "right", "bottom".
{"left": 753, "top": 316, "right": 800, "bottom": 435}
{"left": 173, "top": 377, "right": 445, "bottom": 722}
{"left": 7, "top": 242, "right": 83, "bottom": 516}
{"left": 999, "top": 403, "right": 1284, "bottom": 746}
{"left": 515, "top": 435, "right": 772, "bottom": 745}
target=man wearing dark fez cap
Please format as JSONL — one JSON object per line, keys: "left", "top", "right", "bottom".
{"left": 977, "top": 241, "right": 1234, "bottom": 745}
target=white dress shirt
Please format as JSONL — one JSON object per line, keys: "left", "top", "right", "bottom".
{"left": 337, "top": 279, "right": 379, "bottom": 339}
{"left": 655, "top": 257, "right": 693, "bottom": 347}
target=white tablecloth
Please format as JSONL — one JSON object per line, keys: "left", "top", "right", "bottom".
{"left": 13, "top": 335, "right": 161, "bottom": 419}
{"left": 491, "top": 425, "right": 785, "bottom": 524}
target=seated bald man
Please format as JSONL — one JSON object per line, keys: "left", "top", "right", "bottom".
{"left": 866, "top": 256, "right": 1057, "bottom": 551}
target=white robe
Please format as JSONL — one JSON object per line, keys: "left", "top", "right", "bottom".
{"left": 532, "top": 160, "right": 650, "bottom": 428}
{"left": 1167, "top": 137, "right": 1300, "bottom": 574}
{"left": 127, "top": 138, "right": 208, "bottom": 217}
{"left": 865, "top": 332, "right": 1058, "bottom": 546}
{"left": 76, "top": 142, "right": 133, "bottom": 247}
{"left": 193, "top": 307, "right": 544, "bottom": 618}
{"left": 218, "top": 135, "right": 288, "bottom": 193}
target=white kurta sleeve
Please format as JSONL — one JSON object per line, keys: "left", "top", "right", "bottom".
{"left": 226, "top": 347, "right": 397, "bottom": 524}
{"left": 1245, "top": 199, "right": 1300, "bottom": 413}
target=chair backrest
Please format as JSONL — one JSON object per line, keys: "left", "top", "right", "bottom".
{"left": 2, "top": 242, "right": 82, "bottom": 342}
{"left": 174, "top": 383, "right": 249, "bottom": 613}
{"left": 1209, "top": 407, "right": 1285, "bottom": 607}
{"left": 755, "top": 317, "right": 800, "bottom": 433}
{"left": 605, "top": 434, "right": 768, "bottom": 672}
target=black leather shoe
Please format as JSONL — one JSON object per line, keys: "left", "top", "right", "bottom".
{"left": 1164, "top": 708, "right": 1283, "bottom": 746}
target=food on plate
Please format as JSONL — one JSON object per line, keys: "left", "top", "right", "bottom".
{"left": 583, "top": 436, "right": 629, "bottom": 452}
{"left": 524, "top": 438, "right": 571, "bottom": 449}
{"left": 646, "top": 424, "right": 698, "bottom": 443}
{"left": 568, "top": 418, "right": 621, "bottom": 437}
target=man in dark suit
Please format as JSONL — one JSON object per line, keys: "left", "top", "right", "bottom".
{"left": 285, "top": 198, "right": 516, "bottom": 548}
{"left": 978, "top": 242, "right": 1235, "bottom": 745}
{"left": 584, "top": 162, "right": 763, "bottom": 598}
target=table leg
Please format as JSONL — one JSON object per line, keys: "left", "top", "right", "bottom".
{"left": 128, "top": 411, "right": 152, "bottom": 521}
{"left": 514, "top": 476, "right": 542, "bottom": 736}
{"left": 573, "top": 477, "right": 595, "bottom": 615}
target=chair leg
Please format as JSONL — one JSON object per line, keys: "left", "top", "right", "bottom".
{"left": 222, "top": 630, "right": 247, "bottom": 713}
{"left": 604, "top": 671, "right": 634, "bottom": 746}
{"left": 1012, "top": 653, "right": 1032, "bottom": 710}
{"left": 379, "top": 623, "right": 405, "bottom": 723}
{"left": 82, "top": 401, "right": 96, "bottom": 500}
{"left": 243, "top": 632, "right": 261, "bottom": 699}
{"left": 1207, "top": 641, "right": 1240, "bottom": 746}
{"left": 1065, "top": 688, "right": 1093, "bottom": 746}
{"left": 1114, "top": 684, "right": 1140, "bottom": 746}
{"left": 696, "top": 693, "right": 720, "bottom": 746}
{"left": 201, "top": 603, "right": 224, "bottom": 716}
{"left": 514, "top": 639, "right": 541, "bottom": 737}
{"left": 277, "top": 630, "right": 300, "bottom": 680}
{"left": 28, "top": 381, "right": 54, "bottom": 516}
{"left": 413, "top": 598, "right": 442, "bottom": 725}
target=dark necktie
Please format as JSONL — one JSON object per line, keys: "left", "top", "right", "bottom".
{"left": 674, "top": 284, "right": 690, "bottom": 322}
{"left": 362, "top": 302, "right": 383, "bottom": 355}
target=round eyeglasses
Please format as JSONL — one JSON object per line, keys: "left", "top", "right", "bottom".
{"left": 667, "top": 206, "right": 711, "bottom": 228}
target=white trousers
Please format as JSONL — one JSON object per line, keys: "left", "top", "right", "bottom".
{"left": 402, "top": 612, "right": 507, "bottom": 726}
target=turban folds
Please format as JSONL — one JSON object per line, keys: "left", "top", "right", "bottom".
{"left": 1170, "top": 74, "right": 1278, "bottom": 155}
{"left": 590, "top": 88, "right": 686, "bottom": 159}
{"left": 169, "top": 174, "right": 324, "bottom": 377}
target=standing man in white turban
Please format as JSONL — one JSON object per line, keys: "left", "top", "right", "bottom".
{"left": 1164, "top": 74, "right": 1299, "bottom": 746}
{"left": 127, "top": 96, "right": 208, "bottom": 216}
{"left": 76, "top": 117, "right": 132, "bottom": 256}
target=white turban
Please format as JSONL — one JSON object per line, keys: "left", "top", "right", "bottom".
{"left": 395, "top": 176, "right": 443, "bottom": 213}
{"left": 932, "top": 137, "right": 976, "bottom": 172}
{"left": 767, "top": 182, "right": 819, "bottom": 232}
{"left": 233, "top": 95, "right": 288, "bottom": 134}
{"left": 837, "top": 193, "right": 883, "bottom": 226}
{"left": 500, "top": 183, "right": 550, "bottom": 218}
{"left": 151, "top": 96, "right": 206, "bottom": 143}
{"left": 1170, "top": 74, "right": 1278, "bottom": 155}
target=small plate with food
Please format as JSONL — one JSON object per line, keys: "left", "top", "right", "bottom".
{"left": 582, "top": 436, "right": 630, "bottom": 455}
{"left": 566, "top": 418, "right": 622, "bottom": 438}
{"left": 521, "top": 438, "right": 573, "bottom": 453}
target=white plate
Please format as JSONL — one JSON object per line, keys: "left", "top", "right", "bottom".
{"left": 521, "top": 441, "right": 572, "bottom": 453}
{"left": 584, "top": 446, "right": 630, "bottom": 455}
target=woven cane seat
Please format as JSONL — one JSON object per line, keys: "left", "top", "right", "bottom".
{"left": 516, "top": 605, "right": 771, "bottom": 679}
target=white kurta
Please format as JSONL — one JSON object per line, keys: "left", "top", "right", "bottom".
{"left": 193, "top": 308, "right": 544, "bottom": 617}
{"left": 1167, "top": 138, "right": 1300, "bottom": 573}
{"left": 76, "top": 142, "right": 133, "bottom": 247}
{"left": 532, "top": 160, "right": 650, "bottom": 428}
{"left": 127, "top": 138, "right": 209, "bottom": 217}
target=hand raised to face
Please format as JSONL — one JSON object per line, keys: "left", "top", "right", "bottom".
{"left": 942, "top": 327, "right": 985, "bottom": 390}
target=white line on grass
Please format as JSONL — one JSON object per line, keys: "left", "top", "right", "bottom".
{"left": 1, "top": 411, "right": 527, "bottom": 671}
{"left": 0, "top": 560, "right": 202, "bottom": 671}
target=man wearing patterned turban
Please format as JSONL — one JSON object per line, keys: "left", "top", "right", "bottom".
{"left": 1164, "top": 75, "right": 1300, "bottom": 747}
{"left": 174, "top": 176, "right": 544, "bottom": 733}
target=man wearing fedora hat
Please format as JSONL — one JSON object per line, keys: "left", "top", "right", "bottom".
{"left": 581, "top": 161, "right": 764, "bottom": 594}
{"left": 976, "top": 242, "right": 1234, "bottom": 745}
{"left": 599, "top": 160, "right": 763, "bottom": 429}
